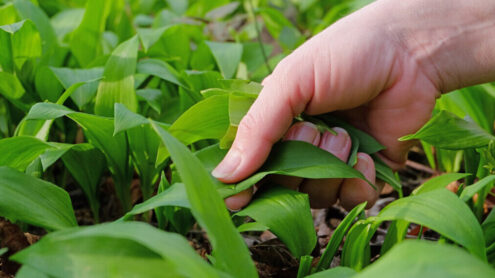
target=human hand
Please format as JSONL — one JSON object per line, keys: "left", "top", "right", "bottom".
{"left": 213, "top": 0, "right": 495, "bottom": 210}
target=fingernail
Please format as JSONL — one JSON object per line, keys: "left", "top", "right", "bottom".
{"left": 212, "top": 149, "right": 242, "bottom": 179}
{"left": 356, "top": 153, "right": 376, "bottom": 183}
{"left": 320, "top": 127, "right": 350, "bottom": 161}
{"left": 284, "top": 122, "right": 320, "bottom": 144}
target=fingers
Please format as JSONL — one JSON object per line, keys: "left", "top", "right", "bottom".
{"left": 224, "top": 122, "right": 321, "bottom": 210}
{"left": 270, "top": 122, "right": 321, "bottom": 190}
{"left": 299, "top": 128, "right": 352, "bottom": 208}
{"left": 224, "top": 187, "right": 254, "bottom": 211}
{"left": 212, "top": 54, "right": 316, "bottom": 184}
{"left": 339, "top": 153, "right": 379, "bottom": 210}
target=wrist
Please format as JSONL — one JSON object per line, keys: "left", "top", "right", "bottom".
{"left": 379, "top": 0, "right": 495, "bottom": 93}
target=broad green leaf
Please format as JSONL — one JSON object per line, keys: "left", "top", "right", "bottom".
{"left": 62, "top": 144, "right": 106, "bottom": 222}
{"left": 0, "top": 3, "right": 18, "bottom": 26}
{"left": 241, "top": 42, "right": 274, "bottom": 74}
{"left": 50, "top": 67, "right": 103, "bottom": 109}
{"left": 315, "top": 202, "right": 367, "bottom": 271}
{"left": 218, "top": 141, "right": 372, "bottom": 197}
{"left": 236, "top": 186, "right": 317, "bottom": 258}
{"left": 123, "top": 183, "right": 190, "bottom": 220}
{"left": 307, "top": 267, "right": 356, "bottom": 278}
{"left": 0, "top": 166, "right": 77, "bottom": 230}
{"left": 150, "top": 122, "right": 257, "bottom": 278}
{"left": 460, "top": 175, "right": 495, "bottom": 202}
{"left": 95, "top": 35, "right": 139, "bottom": 117}
{"left": 0, "top": 247, "right": 7, "bottom": 256}
{"left": 26, "top": 103, "right": 133, "bottom": 212}
{"left": 0, "top": 136, "right": 53, "bottom": 171}
{"left": 155, "top": 94, "right": 230, "bottom": 166}
{"left": 0, "top": 19, "right": 41, "bottom": 71}
{"left": 69, "top": 0, "right": 111, "bottom": 66}
{"left": 0, "top": 72, "right": 25, "bottom": 99}
{"left": 15, "top": 265, "right": 49, "bottom": 278}
{"left": 13, "top": 0, "right": 59, "bottom": 57}
{"left": 236, "top": 221, "right": 269, "bottom": 233}
{"left": 127, "top": 124, "right": 162, "bottom": 200}
{"left": 355, "top": 240, "right": 495, "bottom": 278}
{"left": 50, "top": 8, "right": 84, "bottom": 43}
{"left": 136, "top": 26, "right": 168, "bottom": 53}
{"left": 400, "top": 110, "right": 495, "bottom": 149}
{"left": 137, "top": 58, "right": 186, "bottom": 88}
{"left": 377, "top": 188, "right": 486, "bottom": 260}
{"left": 12, "top": 222, "right": 219, "bottom": 278}
{"left": 380, "top": 219, "right": 409, "bottom": 256}
{"left": 114, "top": 103, "right": 150, "bottom": 135}
{"left": 205, "top": 41, "right": 243, "bottom": 79}
{"left": 412, "top": 173, "right": 471, "bottom": 195}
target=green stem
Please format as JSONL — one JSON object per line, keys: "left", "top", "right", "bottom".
{"left": 297, "top": 255, "right": 313, "bottom": 278}
{"left": 247, "top": 0, "right": 272, "bottom": 74}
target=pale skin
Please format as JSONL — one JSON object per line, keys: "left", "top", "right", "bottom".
{"left": 213, "top": 0, "right": 495, "bottom": 210}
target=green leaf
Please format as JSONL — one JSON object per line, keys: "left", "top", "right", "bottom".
{"left": 0, "top": 136, "right": 53, "bottom": 171}
{"left": 315, "top": 202, "right": 367, "bottom": 271}
{"left": 62, "top": 144, "right": 106, "bottom": 222}
{"left": 412, "top": 173, "right": 471, "bottom": 195}
{"left": 0, "top": 166, "right": 77, "bottom": 230}
{"left": 318, "top": 115, "right": 385, "bottom": 154}
{"left": 307, "top": 267, "right": 356, "bottom": 278}
{"left": 150, "top": 122, "right": 257, "bottom": 278}
{"left": 373, "top": 156, "right": 401, "bottom": 194}
{"left": 341, "top": 220, "right": 375, "bottom": 270}
{"left": 50, "top": 67, "right": 103, "bottom": 109}
{"left": 460, "top": 175, "right": 495, "bottom": 202}
{"left": 380, "top": 219, "right": 409, "bottom": 256}
{"left": 236, "top": 186, "right": 317, "bottom": 258}
{"left": 205, "top": 41, "right": 243, "bottom": 79}
{"left": 26, "top": 103, "right": 133, "bottom": 212}
{"left": 0, "top": 72, "right": 25, "bottom": 99}
{"left": 355, "top": 240, "right": 495, "bottom": 278}
{"left": 137, "top": 58, "right": 186, "bottom": 88}
{"left": 15, "top": 265, "right": 50, "bottom": 278}
{"left": 377, "top": 188, "right": 486, "bottom": 260}
{"left": 12, "top": 222, "right": 219, "bottom": 278}
{"left": 400, "top": 110, "right": 495, "bottom": 149}
{"left": 13, "top": 0, "right": 59, "bottom": 57}
{"left": 236, "top": 222, "right": 269, "bottom": 233}
{"left": 0, "top": 247, "right": 7, "bottom": 256}
{"left": 123, "top": 183, "right": 190, "bottom": 220}
{"left": 95, "top": 35, "right": 139, "bottom": 117}
{"left": 218, "top": 141, "right": 372, "bottom": 197}
{"left": 155, "top": 94, "right": 230, "bottom": 166}
{"left": 69, "top": 0, "right": 111, "bottom": 66}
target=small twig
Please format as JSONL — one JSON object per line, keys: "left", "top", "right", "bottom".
{"left": 405, "top": 160, "right": 437, "bottom": 175}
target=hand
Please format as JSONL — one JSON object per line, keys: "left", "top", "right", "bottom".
{"left": 213, "top": 0, "right": 495, "bottom": 210}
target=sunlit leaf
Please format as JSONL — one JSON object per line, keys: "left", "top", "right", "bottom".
{"left": 377, "top": 188, "right": 486, "bottom": 260}
{"left": 355, "top": 240, "right": 495, "bottom": 278}
{"left": 95, "top": 35, "right": 139, "bottom": 117}
{"left": 151, "top": 122, "right": 257, "bottom": 278}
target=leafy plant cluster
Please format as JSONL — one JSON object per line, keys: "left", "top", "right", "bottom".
{"left": 0, "top": 0, "right": 494, "bottom": 277}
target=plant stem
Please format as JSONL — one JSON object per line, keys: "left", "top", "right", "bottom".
{"left": 297, "top": 255, "right": 313, "bottom": 278}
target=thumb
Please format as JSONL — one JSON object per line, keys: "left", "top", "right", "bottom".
{"left": 212, "top": 54, "right": 316, "bottom": 183}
